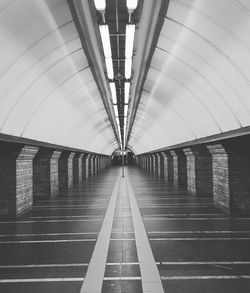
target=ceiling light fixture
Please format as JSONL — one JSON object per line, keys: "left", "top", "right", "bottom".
{"left": 125, "top": 58, "right": 132, "bottom": 79}
{"left": 114, "top": 105, "right": 118, "bottom": 117}
{"left": 99, "top": 25, "right": 112, "bottom": 58}
{"left": 125, "top": 24, "right": 135, "bottom": 58}
{"left": 110, "top": 82, "right": 117, "bottom": 104}
{"left": 124, "top": 104, "right": 128, "bottom": 117}
{"left": 94, "top": 0, "right": 106, "bottom": 12}
{"left": 126, "top": 0, "right": 138, "bottom": 11}
{"left": 105, "top": 58, "right": 114, "bottom": 79}
{"left": 124, "top": 82, "right": 130, "bottom": 104}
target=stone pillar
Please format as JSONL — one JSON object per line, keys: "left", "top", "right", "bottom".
{"left": 33, "top": 148, "right": 61, "bottom": 200}
{"left": 183, "top": 147, "right": 212, "bottom": 197}
{"left": 0, "top": 144, "right": 38, "bottom": 218}
{"left": 208, "top": 143, "right": 250, "bottom": 215}
{"left": 58, "top": 152, "right": 75, "bottom": 190}
{"left": 95, "top": 155, "right": 99, "bottom": 174}
{"left": 88, "top": 154, "right": 95, "bottom": 176}
{"left": 82, "top": 154, "right": 89, "bottom": 179}
{"left": 170, "top": 149, "right": 187, "bottom": 188}
{"left": 73, "top": 153, "right": 84, "bottom": 185}
{"left": 151, "top": 154, "right": 156, "bottom": 174}
{"left": 154, "top": 153, "right": 159, "bottom": 175}
{"left": 162, "top": 151, "right": 174, "bottom": 182}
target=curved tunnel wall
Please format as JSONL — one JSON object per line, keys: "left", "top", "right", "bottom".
{"left": 0, "top": 0, "right": 118, "bottom": 155}
{"left": 129, "top": 0, "right": 250, "bottom": 154}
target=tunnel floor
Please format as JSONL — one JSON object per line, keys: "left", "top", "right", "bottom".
{"left": 0, "top": 166, "right": 250, "bottom": 292}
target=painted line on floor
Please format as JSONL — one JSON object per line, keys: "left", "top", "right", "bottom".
{"left": 0, "top": 219, "right": 102, "bottom": 224}
{"left": 148, "top": 230, "right": 250, "bottom": 234}
{"left": 80, "top": 176, "right": 120, "bottom": 293}
{"left": 29, "top": 215, "right": 103, "bottom": 219}
{"left": 1, "top": 261, "right": 250, "bottom": 270}
{"left": 161, "top": 275, "right": 250, "bottom": 280}
{"left": 0, "top": 276, "right": 142, "bottom": 283}
{"left": 149, "top": 237, "right": 250, "bottom": 241}
{"left": 0, "top": 239, "right": 96, "bottom": 244}
{"left": 156, "top": 261, "right": 250, "bottom": 265}
{"left": 33, "top": 205, "right": 108, "bottom": 208}
{"left": 0, "top": 262, "right": 141, "bottom": 269}
{"left": 143, "top": 213, "right": 223, "bottom": 217}
{"left": 0, "top": 232, "right": 98, "bottom": 237}
{"left": 126, "top": 176, "right": 164, "bottom": 293}
{"left": 144, "top": 217, "right": 250, "bottom": 221}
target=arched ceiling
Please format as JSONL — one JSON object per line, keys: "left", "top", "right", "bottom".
{"left": 127, "top": 0, "right": 250, "bottom": 154}
{"left": 1, "top": 0, "right": 250, "bottom": 156}
{"left": 0, "top": 0, "right": 118, "bottom": 155}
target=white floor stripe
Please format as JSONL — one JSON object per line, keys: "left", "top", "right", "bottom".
{"left": 149, "top": 238, "right": 250, "bottom": 241}
{"left": 29, "top": 215, "right": 103, "bottom": 219}
{"left": 0, "top": 232, "right": 98, "bottom": 237}
{"left": 0, "top": 262, "right": 141, "bottom": 269}
{"left": 156, "top": 261, "right": 250, "bottom": 265}
{"left": 148, "top": 231, "right": 250, "bottom": 234}
{"left": 1, "top": 261, "right": 250, "bottom": 269}
{"left": 144, "top": 217, "right": 250, "bottom": 221}
{"left": 0, "top": 239, "right": 96, "bottom": 244}
{"left": 0, "top": 277, "right": 142, "bottom": 283}
{"left": 80, "top": 176, "right": 120, "bottom": 293}
{"left": 0, "top": 219, "right": 101, "bottom": 224}
{"left": 126, "top": 176, "right": 164, "bottom": 293}
{"left": 161, "top": 275, "right": 250, "bottom": 280}
{"left": 0, "top": 278, "right": 83, "bottom": 283}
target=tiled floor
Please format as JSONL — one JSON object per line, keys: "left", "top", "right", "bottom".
{"left": 1, "top": 166, "right": 250, "bottom": 292}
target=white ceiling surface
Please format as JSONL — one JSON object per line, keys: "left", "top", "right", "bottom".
{"left": 0, "top": 0, "right": 118, "bottom": 155}
{"left": 128, "top": 0, "right": 250, "bottom": 154}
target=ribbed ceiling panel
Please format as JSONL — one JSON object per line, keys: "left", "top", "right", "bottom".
{"left": 129, "top": 0, "right": 250, "bottom": 154}
{"left": 0, "top": 0, "right": 118, "bottom": 154}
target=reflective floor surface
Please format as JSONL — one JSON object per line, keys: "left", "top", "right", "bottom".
{"left": 0, "top": 166, "right": 250, "bottom": 292}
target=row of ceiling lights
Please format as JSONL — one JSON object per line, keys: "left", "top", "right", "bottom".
{"left": 93, "top": 0, "right": 138, "bottom": 150}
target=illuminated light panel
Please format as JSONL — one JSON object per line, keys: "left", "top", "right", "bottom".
{"left": 126, "top": 0, "right": 138, "bottom": 11}
{"left": 125, "top": 24, "right": 135, "bottom": 58}
{"left": 124, "top": 82, "right": 130, "bottom": 104}
{"left": 110, "top": 82, "right": 117, "bottom": 104}
{"left": 114, "top": 105, "right": 118, "bottom": 117}
{"left": 99, "top": 25, "right": 112, "bottom": 58}
{"left": 94, "top": 0, "right": 106, "bottom": 11}
{"left": 105, "top": 58, "right": 114, "bottom": 79}
{"left": 125, "top": 58, "right": 132, "bottom": 79}
{"left": 124, "top": 104, "right": 128, "bottom": 117}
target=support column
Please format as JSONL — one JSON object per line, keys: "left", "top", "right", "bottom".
{"left": 208, "top": 143, "right": 250, "bottom": 215}
{"left": 158, "top": 153, "right": 164, "bottom": 178}
{"left": 161, "top": 151, "right": 174, "bottom": 182}
{"left": 58, "top": 152, "right": 75, "bottom": 190}
{"left": 33, "top": 148, "right": 61, "bottom": 200}
{"left": 183, "top": 147, "right": 212, "bottom": 197}
{"left": 73, "top": 153, "right": 84, "bottom": 185}
{"left": 0, "top": 144, "right": 38, "bottom": 218}
{"left": 151, "top": 154, "right": 156, "bottom": 174}
{"left": 170, "top": 149, "right": 187, "bottom": 188}
{"left": 154, "top": 153, "right": 159, "bottom": 176}
{"left": 88, "top": 154, "right": 95, "bottom": 176}
{"left": 82, "top": 154, "right": 89, "bottom": 179}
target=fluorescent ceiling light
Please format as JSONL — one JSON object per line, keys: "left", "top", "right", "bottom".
{"left": 124, "top": 82, "right": 130, "bottom": 104}
{"left": 110, "top": 82, "right": 117, "bottom": 103}
{"left": 106, "top": 58, "right": 114, "bottom": 79}
{"left": 124, "top": 116, "right": 127, "bottom": 126}
{"left": 94, "top": 0, "right": 106, "bottom": 11}
{"left": 125, "top": 58, "right": 132, "bottom": 79}
{"left": 125, "top": 24, "right": 135, "bottom": 58}
{"left": 124, "top": 105, "right": 128, "bottom": 117}
{"left": 114, "top": 105, "right": 118, "bottom": 117}
{"left": 116, "top": 117, "right": 120, "bottom": 126}
{"left": 99, "top": 25, "right": 112, "bottom": 58}
{"left": 126, "top": 0, "right": 138, "bottom": 11}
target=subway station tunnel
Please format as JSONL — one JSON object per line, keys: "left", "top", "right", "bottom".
{"left": 1, "top": 0, "right": 250, "bottom": 292}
